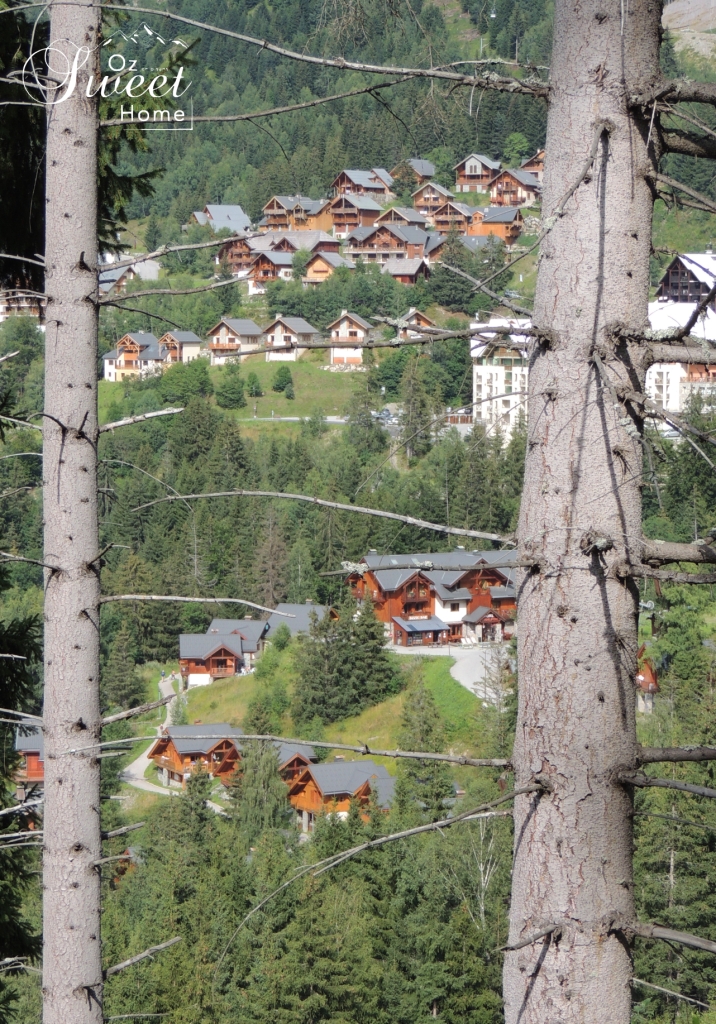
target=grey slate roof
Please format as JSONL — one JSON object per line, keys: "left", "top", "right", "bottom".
{"left": 165, "top": 723, "right": 243, "bottom": 755}
{"left": 276, "top": 741, "right": 316, "bottom": 765}
{"left": 372, "top": 168, "right": 394, "bottom": 187}
{"left": 266, "top": 602, "right": 328, "bottom": 638}
{"left": 406, "top": 158, "right": 435, "bottom": 178}
{"left": 340, "top": 169, "right": 386, "bottom": 190}
{"left": 433, "top": 584, "right": 472, "bottom": 602}
{"left": 179, "top": 634, "right": 244, "bottom": 660}
{"left": 500, "top": 169, "right": 541, "bottom": 190}
{"left": 15, "top": 725, "right": 43, "bottom": 758}
{"left": 207, "top": 619, "right": 269, "bottom": 652}
{"left": 307, "top": 252, "right": 355, "bottom": 270}
{"left": 382, "top": 258, "right": 426, "bottom": 277}
{"left": 162, "top": 330, "right": 201, "bottom": 343}
{"left": 482, "top": 206, "right": 523, "bottom": 223}
{"left": 117, "top": 333, "right": 164, "bottom": 363}
{"left": 490, "top": 586, "right": 516, "bottom": 600}
{"left": 306, "top": 760, "right": 393, "bottom": 800}
{"left": 212, "top": 318, "right": 263, "bottom": 337}
{"left": 269, "top": 196, "right": 328, "bottom": 214}
{"left": 256, "top": 251, "right": 294, "bottom": 267}
{"left": 362, "top": 550, "right": 518, "bottom": 572}
{"left": 412, "top": 181, "right": 454, "bottom": 198}
{"left": 393, "top": 615, "right": 448, "bottom": 633}
{"left": 463, "top": 606, "right": 497, "bottom": 624}
{"left": 380, "top": 207, "right": 428, "bottom": 224}
{"left": 424, "top": 234, "right": 446, "bottom": 255}
{"left": 460, "top": 235, "right": 489, "bottom": 252}
{"left": 252, "top": 230, "right": 335, "bottom": 252}
{"left": 336, "top": 194, "right": 383, "bottom": 211}
{"left": 453, "top": 153, "right": 501, "bottom": 171}
{"left": 326, "top": 311, "right": 373, "bottom": 332}
{"left": 204, "top": 204, "right": 251, "bottom": 232}
{"left": 267, "top": 316, "right": 320, "bottom": 335}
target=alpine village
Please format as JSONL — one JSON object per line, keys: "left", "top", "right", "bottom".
{"left": 2, "top": 0, "right": 716, "bottom": 1022}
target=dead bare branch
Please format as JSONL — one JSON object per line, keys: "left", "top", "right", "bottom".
{"left": 0, "top": 416, "right": 41, "bottom": 432}
{"left": 99, "top": 278, "right": 238, "bottom": 304}
{"left": 0, "top": 550, "right": 60, "bottom": 570}
{"left": 0, "top": 253, "right": 44, "bottom": 267}
{"left": 633, "top": 811, "right": 716, "bottom": 833}
{"left": 129, "top": 489, "right": 515, "bottom": 544}
{"left": 639, "top": 745, "right": 716, "bottom": 763}
{"left": 235, "top": 733, "right": 511, "bottom": 768}
{"left": 661, "top": 129, "right": 716, "bottom": 161}
{"left": 0, "top": 351, "right": 19, "bottom": 364}
{"left": 652, "top": 172, "right": 716, "bottom": 216}
{"left": 501, "top": 923, "right": 561, "bottom": 951}
{"left": 0, "top": 452, "right": 42, "bottom": 463}
{"left": 641, "top": 539, "right": 716, "bottom": 566}
{"left": 103, "top": 936, "right": 182, "bottom": 979}
{"left": 100, "top": 408, "right": 183, "bottom": 433}
{"left": 0, "top": 797, "right": 43, "bottom": 819}
{"left": 633, "top": 80, "right": 716, "bottom": 106}
{"left": 620, "top": 772, "right": 716, "bottom": 799}
{"left": 631, "top": 977, "right": 709, "bottom": 1010}
{"left": 102, "top": 77, "right": 413, "bottom": 127}
{"left": 100, "top": 304, "right": 185, "bottom": 331}
{"left": 101, "top": 695, "right": 174, "bottom": 726}
{"left": 625, "top": 565, "right": 716, "bottom": 585}
{"left": 101, "top": 822, "right": 145, "bottom": 840}
{"left": 629, "top": 922, "right": 716, "bottom": 957}
{"left": 443, "top": 264, "right": 533, "bottom": 316}
{"left": 99, "top": 594, "right": 292, "bottom": 616}
{"left": 101, "top": 5, "right": 550, "bottom": 96}
{"left": 113, "top": 236, "right": 247, "bottom": 271}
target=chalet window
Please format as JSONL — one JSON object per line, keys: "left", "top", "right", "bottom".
{"left": 419, "top": 583, "right": 428, "bottom": 597}
{"left": 348, "top": 330, "right": 358, "bottom": 337}
{"left": 451, "top": 602, "right": 460, "bottom": 612}
{"left": 407, "top": 583, "right": 416, "bottom": 598}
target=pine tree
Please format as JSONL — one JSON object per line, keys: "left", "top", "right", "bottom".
{"left": 286, "top": 538, "right": 318, "bottom": 604}
{"left": 101, "top": 622, "right": 144, "bottom": 710}
{"left": 272, "top": 366, "right": 293, "bottom": 393}
{"left": 395, "top": 670, "right": 453, "bottom": 822}
{"left": 399, "top": 353, "right": 433, "bottom": 460}
{"left": 231, "top": 741, "right": 291, "bottom": 843}
{"left": 349, "top": 598, "right": 399, "bottom": 706}
{"left": 246, "top": 372, "right": 263, "bottom": 397}
{"left": 215, "top": 364, "right": 247, "bottom": 409}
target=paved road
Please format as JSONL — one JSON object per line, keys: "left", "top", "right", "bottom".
{"left": 121, "top": 679, "right": 227, "bottom": 814}
{"left": 386, "top": 642, "right": 507, "bottom": 703}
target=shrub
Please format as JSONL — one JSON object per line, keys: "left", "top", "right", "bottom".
{"left": 215, "top": 364, "right": 246, "bottom": 409}
{"left": 284, "top": 381, "right": 295, "bottom": 400}
{"left": 246, "top": 371, "right": 263, "bottom": 397}
{"left": 272, "top": 365, "right": 293, "bottom": 393}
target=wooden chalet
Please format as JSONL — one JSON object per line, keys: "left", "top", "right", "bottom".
{"left": 397, "top": 307, "right": 437, "bottom": 339}
{"left": 411, "top": 181, "right": 455, "bottom": 223}
{"left": 157, "top": 331, "right": 203, "bottom": 364}
{"left": 179, "top": 618, "right": 269, "bottom": 686}
{"left": 520, "top": 149, "right": 545, "bottom": 182}
{"left": 345, "top": 223, "right": 429, "bottom": 264}
{"left": 636, "top": 644, "right": 659, "bottom": 714}
{"left": 331, "top": 168, "right": 394, "bottom": 199}
{"left": 470, "top": 206, "right": 524, "bottom": 245}
{"left": 148, "top": 724, "right": 242, "bottom": 788}
{"left": 191, "top": 204, "right": 251, "bottom": 233}
{"left": 433, "top": 200, "right": 477, "bottom": 235}
{"left": 277, "top": 742, "right": 318, "bottom": 782}
{"left": 269, "top": 231, "right": 339, "bottom": 255}
{"left": 328, "top": 194, "right": 382, "bottom": 238}
{"left": 0, "top": 289, "right": 46, "bottom": 323}
{"left": 390, "top": 158, "right": 435, "bottom": 186}
{"left": 263, "top": 315, "right": 320, "bottom": 361}
{"left": 206, "top": 318, "right": 263, "bottom": 365}
{"left": 247, "top": 251, "right": 294, "bottom": 295}
{"left": 326, "top": 310, "right": 372, "bottom": 365}
{"left": 103, "top": 332, "right": 164, "bottom": 382}
{"left": 489, "top": 169, "right": 541, "bottom": 207}
{"left": 259, "top": 196, "right": 332, "bottom": 233}
{"left": 302, "top": 251, "right": 355, "bottom": 286}
{"left": 381, "top": 257, "right": 430, "bottom": 285}
{"left": 346, "top": 549, "right": 517, "bottom": 644}
{"left": 14, "top": 726, "right": 44, "bottom": 796}
{"left": 655, "top": 253, "right": 716, "bottom": 307}
{"left": 375, "top": 206, "right": 428, "bottom": 229}
{"left": 288, "top": 760, "right": 395, "bottom": 832}
{"left": 453, "top": 153, "right": 501, "bottom": 193}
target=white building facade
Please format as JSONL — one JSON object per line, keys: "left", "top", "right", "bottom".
{"left": 471, "top": 318, "right": 530, "bottom": 440}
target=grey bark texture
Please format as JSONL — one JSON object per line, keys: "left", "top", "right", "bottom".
{"left": 506, "top": 0, "right": 662, "bottom": 1021}
{"left": 42, "top": 2, "right": 103, "bottom": 1022}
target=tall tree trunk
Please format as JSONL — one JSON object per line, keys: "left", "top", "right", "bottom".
{"left": 506, "top": 1, "right": 662, "bottom": 1022}
{"left": 42, "top": 1, "right": 102, "bottom": 1022}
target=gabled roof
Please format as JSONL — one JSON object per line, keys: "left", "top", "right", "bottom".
{"left": 251, "top": 230, "right": 336, "bottom": 253}
{"left": 98, "top": 265, "right": 131, "bottom": 288}
{"left": 265, "top": 194, "right": 315, "bottom": 211}
{"left": 163, "top": 723, "right": 243, "bottom": 755}
{"left": 412, "top": 180, "right": 454, "bottom": 199}
{"left": 207, "top": 317, "right": 263, "bottom": 337}
{"left": 393, "top": 615, "right": 448, "bottom": 633}
{"left": 297, "top": 760, "right": 393, "bottom": 801}
{"left": 482, "top": 206, "right": 524, "bottom": 223}
{"left": 406, "top": 158, "right": 435, "bottom": 178}
{"left": 372, "top": 168, "right": 394, "bottom": 187}
{"left": 399, "top": 307, "right": 437, "bottom": 326}
{"left": 433, "top": 584, "right": 472, "bottom": 602}
{"left": 463, "top": 606, "right": 500, "bottom": 624}
{"left": 424, "top": 234, "right": 446, "bottom": 255}
{"left": 204, "top": 204, "right": 251, "bottom": 232}
{"left": 253, "top": 251, "right": 294, "bottom": 267}
{"left": 453, "top": 153, "right": 501, "bottom": 171}
{"left": 159, "top": 330, "right": 202, "bottom": 344}
{"left": 306, "top": 251, "right": 355, "bottom": 270}
{"left": 331, "top": 194, "right": 383, "bottom": 212}
{"left": 460, "top": 235, "right": 489, "bottom": 252}
{"left": 206, "top": 618, "right": 268, "bottom": 652}
{"left": 117, "top": 333, "right": 165, "bottom": 362}
{"left": 264, "top": 316, "right": 320, "bottom": 335}
{"left": 15, "top": 725, "right": 43, "bottom": 757}
{"left": 435, "top": 201, "right": 475, "bottom": 218}
{"left": 377, "top": 207, "right": 428, "bottom": 225}
{"left": 277, "top": 741, "right": 317, "bottom": 767}
{"left": 266, "top": 602, "right": 329, "bottom": 637}
{"left": 326, "top": 311, "right": 373, "bottom": 331}
{"left": 335, "top": 169, "right": 389, "bottom": 190}
{"left": 362, "top": 549, "right": 518, "bottom": 571}
{"left": 521, "top": 149, "right": 545, "bottom": 166}
{"left": 669, "top": 253, "right": 716, "bottom": 288}
{"left": 179, "top": 634, "right": 245, "bottom": 660}
{"left": 382, "top": 257, "right": 427, "bottom": 277}
{"left": 490, "top": 585, "right": 516, "bottom": 599}
{"left": 496, "top": 169, "right": 541, "bottom": 190}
